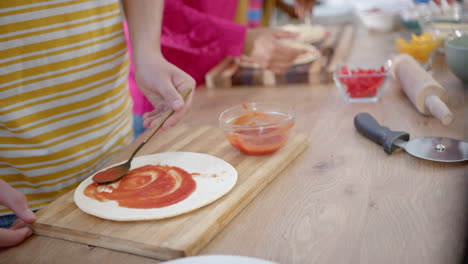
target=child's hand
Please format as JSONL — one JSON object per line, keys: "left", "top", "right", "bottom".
{"left": 244, "top": 28, "right": 306, "bottom": 73}
{"left": 0, "top": 180, "right": 36, "bottom": 248}
{"left": 133, "top": 54, "right": 196, "bottom": 130}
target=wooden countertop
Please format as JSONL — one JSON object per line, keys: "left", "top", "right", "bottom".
{"left": 1, "top": 25, "right": 467, "bottom": 264}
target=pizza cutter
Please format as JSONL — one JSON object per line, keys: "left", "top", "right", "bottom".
{"left": 354, "top": 113, "right": 468, "bottom": 162}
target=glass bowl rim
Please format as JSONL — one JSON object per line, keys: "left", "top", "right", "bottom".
{"left": 219, "top": 102, "right": 295, "bottom": 130}
{"left": 395, "top": 32, "right": 440, "bottom": 43}
{"left": 333, "top": 62, "right": 391, "bottom": 78}
{"left": 445, "top": 32, "right": 468, "bottom": 50}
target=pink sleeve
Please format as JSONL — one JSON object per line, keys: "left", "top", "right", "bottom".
{"left": 161, "top": 0, "right": 247, "bottom": 85}
{"left": 128, "top": 0, "right": 247, "bottom": 115}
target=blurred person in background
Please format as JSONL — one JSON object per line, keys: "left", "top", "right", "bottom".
{"left": 127, "top": 0, "right": 316, "bottom": 138}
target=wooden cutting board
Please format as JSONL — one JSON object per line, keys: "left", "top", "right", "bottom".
{"left": 33, "top": 125, "right": 308, "bottom": 260}
{"left": 205, "top": 24, "right": 355, "bottom": 88}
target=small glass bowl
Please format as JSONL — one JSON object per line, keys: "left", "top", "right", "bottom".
{"left": 445, "top": 32, "right": 468, "bottom": 83}
{"left": 333, "top": 62, "right": 390, "bottom": 103}
{"left": 419, "top": 13, "right": 468, "bottom": 52}
{"left": 219, "top": 103, "right": 295, "bottom": 155}
{"left": 395, "top": 33, "right": 440, "bottom": 70}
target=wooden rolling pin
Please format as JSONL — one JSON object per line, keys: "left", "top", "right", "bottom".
{"left": 391, "top": 54, "right": 454, "bottom": 125}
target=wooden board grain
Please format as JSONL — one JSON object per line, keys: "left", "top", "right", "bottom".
{"left": 205, "top": 24, "right": 355, "bottom": 88}
{"left": 33, "top": 125, "right": 308, "bottom": 260}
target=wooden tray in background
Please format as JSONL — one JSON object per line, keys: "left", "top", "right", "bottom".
{"left": 33, "top": 125, "right": 308, "bottom": 261}
{"left": 205, "top": 23, "right": 356, "bottom": 88}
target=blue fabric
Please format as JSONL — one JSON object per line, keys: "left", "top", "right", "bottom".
{"left": 247, "top": 9, "right": 262, "bottom": 20}
{"left": 0, "top": 214, "right": 18, "bottom": 229}
{"left": 132, "top": 114, "right": 146, "bottom": 139}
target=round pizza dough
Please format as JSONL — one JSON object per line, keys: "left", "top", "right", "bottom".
{"left": 74, "top": 152, "right": 238, "bottom": 221}
{"left": 279, "top": 24, "right": 326, "bottom": 43}
{"left": 238, "top": 41, "right": 320, "bottom": 69}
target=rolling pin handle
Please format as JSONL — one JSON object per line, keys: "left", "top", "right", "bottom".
{"left": 424, "top": 95, "right": 454, "bottom": 125}
{"left": 391, "top": 54, "right": 455, "bottom": 125}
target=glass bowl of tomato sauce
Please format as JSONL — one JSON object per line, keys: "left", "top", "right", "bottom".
{"left": 219, "top": 103, "right": 295, "bottom": 155}
{"left": 333, "top": 62, "right": 390, "bottom": 103}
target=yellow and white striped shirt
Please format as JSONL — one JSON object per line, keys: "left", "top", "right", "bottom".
{"left": 0, "top": 0, "right": 133, "bottom": 215}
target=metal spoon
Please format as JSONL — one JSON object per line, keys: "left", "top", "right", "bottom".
{"left": 92, "top": 88, "right": 192, "bottom": 184}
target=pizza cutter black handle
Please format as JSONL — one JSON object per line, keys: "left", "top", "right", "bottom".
{"left": 354, "top": 113, "right": 410, "bottom": 154}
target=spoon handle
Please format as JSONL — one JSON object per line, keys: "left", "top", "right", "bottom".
{"left": 126, "top": 88, "right": 193, "bottom": 162}
{"left": 143, "top": 88, "right": 193, "bottom": 144}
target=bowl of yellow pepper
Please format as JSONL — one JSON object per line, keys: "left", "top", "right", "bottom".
{"left": 395, "top": 33, "right": 439, "bottom": 70}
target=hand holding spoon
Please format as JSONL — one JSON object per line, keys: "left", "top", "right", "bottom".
{"left": 92, "top": 88, "right": 193, "bottom": 184}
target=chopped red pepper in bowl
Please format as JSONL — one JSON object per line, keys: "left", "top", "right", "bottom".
{"left": 333, "top": 63, "right": 390, "bottom": 102}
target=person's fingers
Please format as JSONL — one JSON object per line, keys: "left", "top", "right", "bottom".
{"left": 273, "top": 30, "right": 299, "bottom": 39}
{"left": 143, "top": 102, "right": 169, "bottom": 119}
{"left": 0, "top": 227, "right": 33, "bottom": 248}
{"left": 144, "top": 107, "right": 187, "bottom": 130}
{"left": 267, "top": 56, "right": 294, "bottom": 67}
{"left": 272, "top": 49, "right": 304, "bottom": 63}
{"left": 171, "top": 68, "right": 195, "bottom": 102}
{"left": 142, "top": 106, "right": 168, "bottom": 120}
{"left": 10, "top": 219, "right": 26, "bottom": 230}
{"left": 255, "top": 53, "right": 296, "bottom": 72}
{"left": 172, "top": 70, "right": 195, "bottom": 105}
{"left": 268, "top": 45, "right": 305, "bottom": 65}
{"left": 269, "top": 64, "right": 292, "bottom": 74}
{"left": 143, "top": 75, "right": 181, "bottom": 111}
{"left": 239, "top": 55, "right": 256, "bottom": 64}
{"left": 142, "top": 119, "right": 150, "bottom": 129}
{"left": 142, "top": 105, "right": 168, "bottom": 128}
{"left": 142, "top": 99, "right": 190, "bottom": 130}
{"left": 161, "top": 106, "right": 190, "bottom": 129}
{"left": 172, "top": 66, "right": 196, "bottom": 93}
{"left": 0, "top": 180, "right": 35, "bottom": 224}
{"left": 156, "top": 66, "right": 193, "bottom": 112}
{"left": 146, "top": 65, "right": 194, "bottom": 116}
{"left": 144, "top": 111, "right": 165, "bottom": 129}
{"left": 270, "top": 68, "right": 284, "bottom": 74}
{"left": 160, "top": 68, "right": 195, "bottom": 129}
{"left": 284, "top": 43, "right": 307, "bottom": 54}
{"left": 266, "top": 49, "right": 305, "bottom": 72}
{"left": 142, "top": 74, "right": 194, "bottom": 130}
{"left": 142, "top": 115, "right": 154, "bottom": 129}
{"left": 161, "top": 94, "right": 193, "bottom": 129}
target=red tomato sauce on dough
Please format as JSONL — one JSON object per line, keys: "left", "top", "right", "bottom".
{"left": 84, "top": 165, "right": 196, "bottom": 209}
{"left": 226, "top": 111, "right": 293, "bottom": 155}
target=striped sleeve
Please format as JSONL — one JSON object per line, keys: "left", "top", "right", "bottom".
{"left": 0, "top": 0, "right": 133, "bottom": 215}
